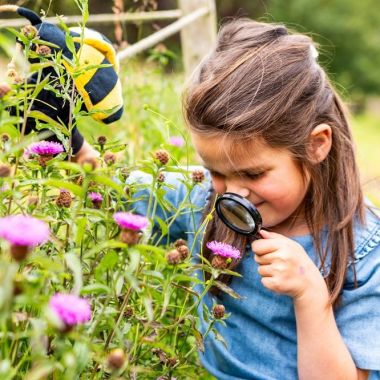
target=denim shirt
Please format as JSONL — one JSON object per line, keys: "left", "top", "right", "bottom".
{"left": 128, "top": 168, "right": 380, "bottom": 380}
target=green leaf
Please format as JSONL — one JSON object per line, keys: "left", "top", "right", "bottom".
{"left": 42, "top": 179, "right": 83, "bottom": 197}
{"left": 28, "top": 111, "right": 70, "bottom": 137}
{"left": 142, "top": 295, "right": 153, "bottom": 322}
{"left": 90, "top": 174, "right": 124, "bottom": 195}
{"left": 213, "top": 280, "right": 242, "bottom": 299}
{"left": 81, "top": 283, "right": 111, "bottom": 295}
{"left": 24, "top": 362, "right": 56, "bottom": 380}
{"left": 95, "top": 250, "right": 119, "bottom": 279}
{"left": 86, "top": 241, "right": 126, "bottom": 260}
{"left": 155, "top": 216, "right": 168, "bottom": 237}
{"left": 75, "top": 217, "right": 87, "bottom": 246}
{"left": 65, "top": 253, "right": 83, "bottom": 294}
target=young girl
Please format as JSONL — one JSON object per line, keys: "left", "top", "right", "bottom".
{"left": 82, "top": 19, "right": 380, "bottom": 379}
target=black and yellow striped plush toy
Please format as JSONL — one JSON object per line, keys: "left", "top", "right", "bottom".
{"left": 1, "top": 5, "right": 124, "bottom": 154}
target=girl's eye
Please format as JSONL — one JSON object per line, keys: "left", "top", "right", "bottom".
{"left": 243, "top": 172, "right": 264, "bottom": 180}
{"left": 210, "top": 170, "right": 224, "bottom": 178}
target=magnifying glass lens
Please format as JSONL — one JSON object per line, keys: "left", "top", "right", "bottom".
{"left": 215, "top": 192, "right": 262, "bottom": 237}
{"left": 218, "top": 199, "right": 256, "bottom": 233}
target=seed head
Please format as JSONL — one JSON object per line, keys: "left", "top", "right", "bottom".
{"left": 174, "top": 239, "right": 187, "bottom": 248}
{"left": 56, "top": 189, "right": 72, "bottom": 208}
{"left": 97, "top": 135, "right": 107, "bottom": 146}
{"left": 154, "top": 149, "right": 170, "bottom": 165}
{"left": 212, "top": 304, "right": 225, "bottom": 319}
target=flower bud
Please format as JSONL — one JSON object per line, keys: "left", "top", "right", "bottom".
{"left": 0, "top": 164, "right": 11, "bottom": 177}
{"left": 191, "top": 169, "right": 205, "bottom": 183}
{"left": 36, "top": 45, "right": 51, "bottom": 55}
{"left": 56, "top": 189, "right": 72, "bottom": 208}
{"left": 166, "top": 249, "right": 181, "bottom": 265}
{"left": 21, "top": 25, "right": 38, "bottom": 39}
{"left": 104, "top": 151, "right": 116, "bottom": 166}
{"left": 212, "top": 304, "right": 225, "bottom": 319}
{"left": 174, "top": 239, "right": 187, "bottom": 248}
{"left": 211, "top": 255, "right": 229, "bottom": 270}
{"left": 177, "top": 245, "right": 189, "bottom": 260}
{"left": 157, "top": 172, "right": 165, "bottom": 182}
{"left": 154, "top": 149, "right": 169, "bottom": 165}
{"left": 107, "top": 348, "right": 126, "bottom": 370}
{"left": 97, "top": 135, "right": 107, "bottom": 146}
{"left": 120, "top": 229, "right": 142, "bottom": 245}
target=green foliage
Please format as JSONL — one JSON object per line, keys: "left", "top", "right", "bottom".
{"left": 266, "top": 0, "right": 380, "bottom": 98}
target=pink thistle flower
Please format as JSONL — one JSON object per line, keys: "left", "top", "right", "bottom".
{"left": 88, "top": 192, "right": 103, "bottom": 203}
{"left": 25, "top": 141, "right": 64, "bottom": 156}
{"left": 49, "top": 293, "right": 91, "bottom": 327}
{"left": 168, "top": 136, "right": 185, "bottom": 147}
{"left": 206, "top": 241, "right": 241, "bottom": 259}
{"left": 0, "top": 214, "right": 50, "bottom": 247}
{"left": 113, "top": 212, "right": 148, "bottom": 231}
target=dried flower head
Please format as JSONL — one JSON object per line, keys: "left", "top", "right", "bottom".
{"left": 174, "top": 239, "right": 187, "bottom": 248}
{"left": 49, "top": 293, "right": 91, "bottom": 328}
{"left": 56, "top": 189, "right": 72, "bottom": 208}
{"left": 1, "top": 133, "right": 10, "bottom": 143}
{"left": 26, "top": 141, "right": 64, "bottom": 156}
{"left": 0, "top": 83, "right": 11, "bottom": 99}
{"left": 212, "top": 304, "right": 225, "bottom": 319}
{"left": 154, "top": 149, "right": 170, "bottom": 165}
{"left": 113, "top": 212, "right": 148, "bottom": 231}
{"left": 0, "top": 214, "right": 49, "bottom": 247}
{"left": 206, "top": 241, "right": 241, "bottom": 259}
{"left": 168, "top": 136, "right": 184, "bottom": 147}
{"left": 157, "top": 172, "right": 165, "bottom": 182}
{"left": 191, "top": 169, "right": 205, "bottom": 183}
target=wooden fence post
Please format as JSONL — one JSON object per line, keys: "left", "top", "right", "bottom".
{"left": 178, "top": 0, "right": 217, "bottom": 78}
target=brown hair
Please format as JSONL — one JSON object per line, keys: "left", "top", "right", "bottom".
{"left": 183, "top": 19, "right": 365, "bottom": 306}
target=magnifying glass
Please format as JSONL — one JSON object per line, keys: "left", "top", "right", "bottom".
{"left": 215, "top": 192, "right": 262, "bottom": 239}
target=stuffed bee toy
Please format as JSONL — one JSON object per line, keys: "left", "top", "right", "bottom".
{"left": 1, "top": 5, "right": 124, "bottom": 156}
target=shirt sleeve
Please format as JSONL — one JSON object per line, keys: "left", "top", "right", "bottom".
{"left": 126, "top": 167, "right": 211, "bottom": 245}
{"left": 335, "top": 220, "right": 380, "bottom": 372}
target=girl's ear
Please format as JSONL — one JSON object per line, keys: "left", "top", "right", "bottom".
{"left": 308, "top": 123, "right": 332, "bottom": 163}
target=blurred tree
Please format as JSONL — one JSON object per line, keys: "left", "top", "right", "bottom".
{"left": 266, "top": 0, "right": 380, "bottom": 99}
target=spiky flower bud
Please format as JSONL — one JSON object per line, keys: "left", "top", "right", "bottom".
{"left": 166, "top": 249, "right": 181, "bottom": 265}
{"left": 1, "top": 133, "right": 10, "bottom": 143}
{"left": 177, "top": 245, "right": 189, "bottom": 260}
{"left": 36, "top": 45, "right": 51, "bottom": 56}
{"left": 97, "top": 135, "right": 107, "bottom": 146}
{"left": 0, "top": 164, "right": 11, "bottom": 177}
{"left": 104, "top": 151, "right": 116, "bottom": 166}
{"left": 154, "top": 149, "right": 169, "bottom": 165}
{"left": 157, "top": 172, "right": 165, "bottom": 183}
{"left": 107, "top": 348, "right": 126, "bottom": 370}
{"left": 191, "top": 169, "right": 205, "bottom": 183}
{"left": 56, "top": 189, "right": 72, "bottom": 208}
{"left": 174, "top": 239, "right": 187, "bottom": 248}
{"left": 21, "top": 25, "right": 38, "bottom": 39}
{"left": 212, "top": 304, "right": 225, "bottom": 319}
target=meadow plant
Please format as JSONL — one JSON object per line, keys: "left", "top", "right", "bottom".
{"left": 0, "top": 5, "right": 244, "bottom": 379}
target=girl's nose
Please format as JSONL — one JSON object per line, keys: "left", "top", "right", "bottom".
{"left": 225, "top": 181, "right": 250, "bottom": 198}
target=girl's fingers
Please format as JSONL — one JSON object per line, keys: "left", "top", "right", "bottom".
{"left": 259, "top": 229, "right": 285, "bottom": 239}
{"left": 251, "top": 237, "right": 281, "bottom": 255}
{"left": 257, "top": 264, "right": 273, "bottom": 277}
{"left": 254, "top": 253, "right": 276, "bottom": 265}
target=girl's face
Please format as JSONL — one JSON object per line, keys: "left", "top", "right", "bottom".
{"left": 191, "top": 133, "right": 311, "bottom": 237}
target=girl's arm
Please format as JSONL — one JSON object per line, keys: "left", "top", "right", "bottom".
{"left": 252, "top": 229, "right": 371, "bottom": 380}
{"left": 294, "top": 286, "right": 368, "bottom": 380}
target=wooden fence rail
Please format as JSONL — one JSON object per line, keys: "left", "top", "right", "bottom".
{"left": 0, "top": 0, "right": 217, "bottom": 77}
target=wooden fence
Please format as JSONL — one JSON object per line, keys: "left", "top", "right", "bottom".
{"left": 0, "top": 0, "right": 217, "bottom": 77}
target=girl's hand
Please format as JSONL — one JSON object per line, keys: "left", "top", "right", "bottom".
{"left": 252, "top": 230, "right": 327, "bottom": 301}
{"left": 71, "top": 140, "right": 100, "bottom": 168}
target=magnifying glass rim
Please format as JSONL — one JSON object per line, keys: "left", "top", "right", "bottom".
{"left": 215, "top": 192, "right": 262, "bottom": 236}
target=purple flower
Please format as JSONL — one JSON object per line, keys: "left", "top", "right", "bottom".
{"left": 113, "top": 212, "right": 148, "bottom": 231}
{"left": 49, "top": 293, "right": 91, "bottom": 327}
{"left": 206, "top": 241, "right": 241, "bottom": 259}
{"left": 88, "top": 192, "right": 103, "bottom": 203}
{"left": 168, "top": 136, "right": 185, "bottom": 147}
{"left": 26, "top": 141, "right": 64, "bottom": 156}
{"left": 0, "top": 214, "right": 50, "bottom": 247}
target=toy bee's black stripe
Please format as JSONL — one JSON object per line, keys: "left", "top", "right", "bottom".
{"left": 102, "top": 106, "right": 124, "bottom": 124}
{"left": 84, "top": 58, "right": 118, "bottom": 105}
